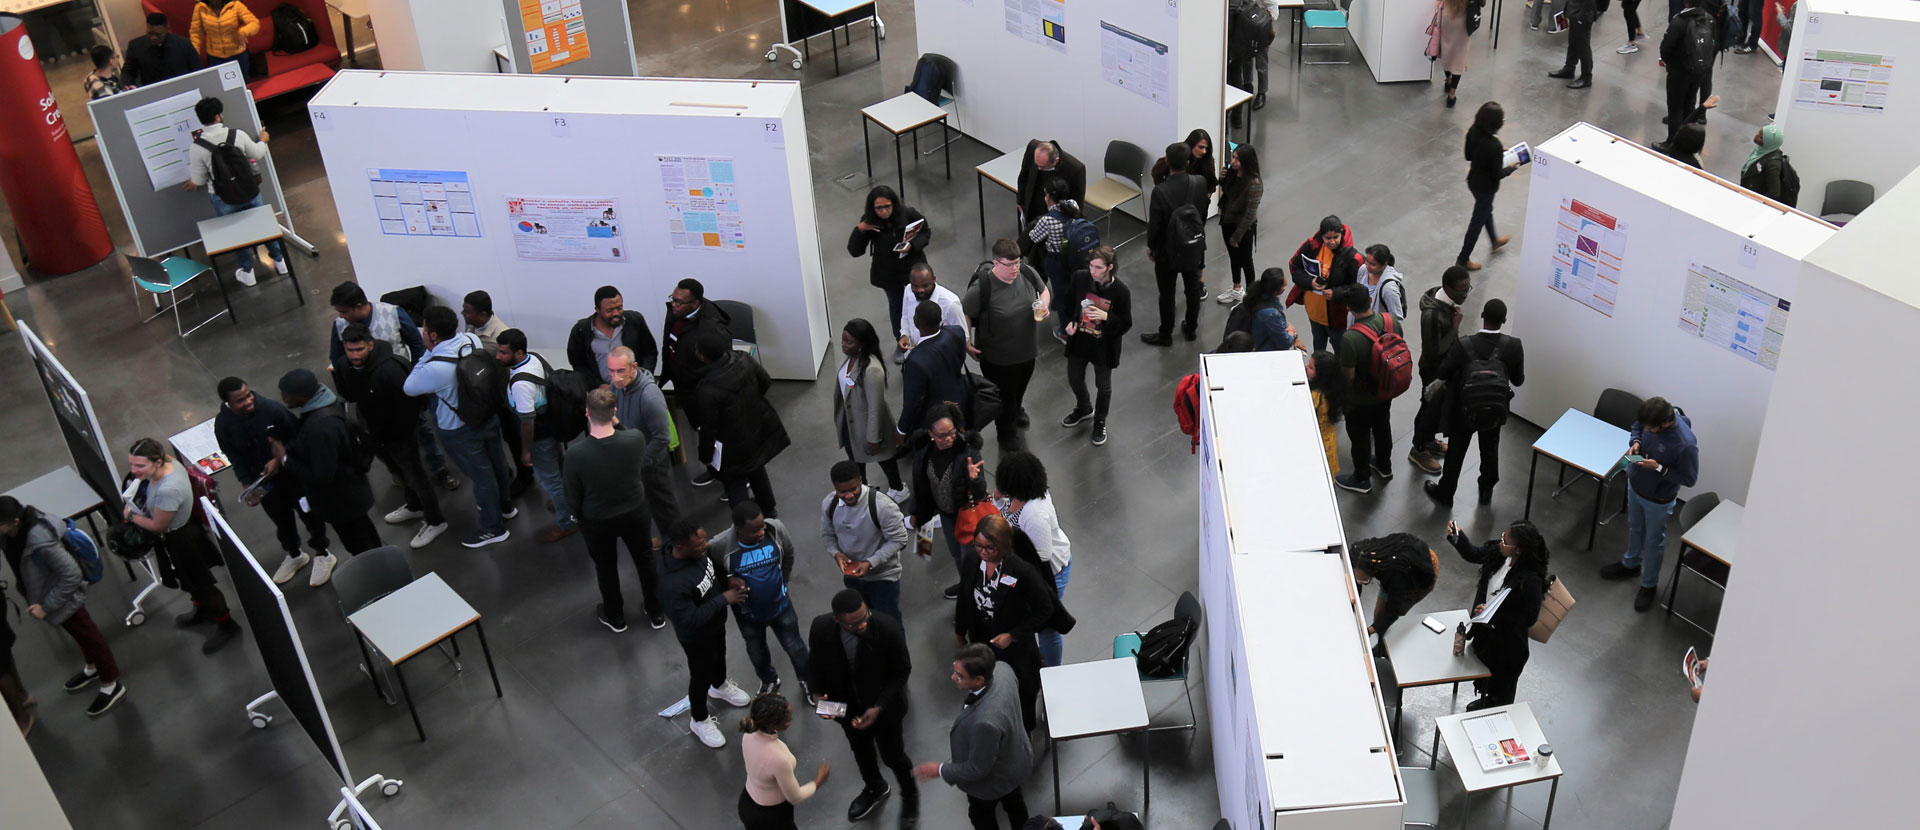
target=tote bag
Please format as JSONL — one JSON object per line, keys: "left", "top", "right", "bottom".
{"left": 1528, "top": 573, "right": 1576, "bottom": 643}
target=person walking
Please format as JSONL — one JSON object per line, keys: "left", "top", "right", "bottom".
{"left": 189, "top": 0, "right": 259, "bottom": 78}
{"left": 1141, "top": 142, "right": 1209, "bottom": 346}
{"left": 1425, "top": 299, "right": 1526, "bottom": 506}
{"left": 1350, "top": 533, "right": 1440, "bottom": 640}
{"left": 1061, "top": 246, "right": 1131, "bottom": 446}
{"left": 1660, "top": 2, "right": 1724, "bottom": 146}
{"left": 1437, "top": 0, "right": 1476, "bottom": 107}
{"left": 693, "top": 331, "right": 790, "bottom": 516}
{"left": 895, "top": 304, "right": 970, "bottom": 440}
{"left": 496, "top": 329, "right": 577, "bottom": 543}
{"left": 1307, "top": 351, "right": 1349, "bottom": 477}
{"left": 659, "top": 518, "right": 754, "bottom": 748}
{"left": 1288, "top": 215, "right": 1363, "bottom": 353}
{"left": 1616, "top": 0, "right": 1651, "bottom": 53}
{"left": 1215, "top": 144, "right": 1264, "bottom": 304}
{"left": 848, "top": 186, "right": 932, "bottom": 347}
{"left": 809, "top": 589, "right": 917, "bottom": 828}
{"left": 331, "top": 326, "right": 448, "bottom": 550}
{"left": 661, "top": 278, "right": 733, "bottom": 487}
{"left": 124, "top": 439, "right": 242, "bottom": 654}
{"left": 1600, "top": 396, "right": 1700, "bottom": 611}
{"left": 566, "top": 285, "right": 658, "bottom": 390}
{"left": 994, "top": 453, "right": 1072, "bottom": 668}
{"left": 405, "top": 307, "right": 516, "bottom": 549}
{"left": 271, "top": 369, "right": 381, "bottom": 572}
{"left": 954, "top": 516, "right": 1053, "bottom": 733}
{"left": 909, "top": 404, "right": 988, "bottom": 601}
{"left": 566, "top": 389, "right": 666, "bottom": 632}
{"left": 214, "top": 377, "right": 337, "bottom": 579}
{"left": 1446, "top": 519, "right": 1549, "bottom": 709}
{"left": 1458, "top": 104, "right": 1519, "bottom": 272}
{"left": 0, "top": 498, "right": 126, "bottom": 717}
{"left": 912, "top": 645, "right": 1034, "bottom": 830}
{"left": 713, "top": 502, "right": 812, "bottom": 701}
{"left": 897, "top": 263, "right": 966, "bottom": 366}
{"left": 607, "top": 346, "right": 681, "bottom": 548}
{"left": 822, "top": 462, "right": 911, "bottom": 628}
{"left": 738, "top": 692, "right": 830, "bottom": 830}
{"left": 187, "top": 97, "right": 283, "bottom": 286}
{"left": 964, "top": 240, "right": 1048, "bottom": 450}
{"left": 123, "top": 12, "right": 201, "bottom": 86}
{"left": 1546, "top": 0, "right": 1598, "bottom": 88}
{"left": 1739, "top": 125, "right": 1792, "bottom": 204}
{"left": 1409, "top": 266, "right": 1473, "bottom": 475}
{"left": 837, "top": 319, "right": 908, "bottom": 500}
{"left": 1335, "top": 285, "right": 1408, "bottom": 494}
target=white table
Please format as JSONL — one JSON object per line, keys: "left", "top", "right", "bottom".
{"left": 1524, "top": 408, "right": 1630, "bottom": 549}
{"left": 860, "top": 93, "right": 950, "bottom": 199}
{"left": 1042, "top": 657, "right": 1151, "bottom": 816}
{"left": 1432, "top": 702, "right": 1564, "bottom": 828}
{"left": 197, "top": 205, "right": 307, "bottom": 319}
{"left": 169, "top": 418, "right": 229, "bottom": 476}
{"left": 347, "top": 572, "right": 501, "bottom": 741}
{"left": 974, "top": 152, "right": 1022, "bottom": 238}
{"left": 1225, "top": 83, "right": 1254, "bottom": 145}
{"left": 1382, "top": 608, "right": 1491, "bottom": 737}
{"left": 324, "top": 0, "right": 369, "bottom": 67}
{"left": 776, "top": 0, "right": 881, "bottom": 75}
{"left": 1667, "top": 500, "right": 1742, "bottom": 632}
{"left": 3, "top": 466, "right": 106, "bottom": 527}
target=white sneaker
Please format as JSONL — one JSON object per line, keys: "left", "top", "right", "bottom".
{"left": 689, "top": 715, "right": 726, "bottom": 748}
{"left": 270, "top": 552, "right": 311, "bottom": 585}
{"left": 885, "top": 487, "right": 910, "bottom": 504}
{"left": 234, "top": 267, "right": 257, "bottom": 287}
{"left": 708, "top": 679, "right": 751, "bottom": 707}
{"left": 384, "top": 506, "right": 425, "bottom": 525}
{"left": 1215, "top": 287, "right": 1244, "bottom": 304}
{"left": 502, "top": 507, "right": 520, "bottom": 520}
{"left": 308, "top": 553, "right": 337, "bottom": 587}
{"left": 1616, "top": 42, "right": 1639, "bottom": 54}
{"left": 411, "top": 523, "right": 448, "bottom": 549}
{"left": 274, "top": 258, "right": 288, "bottom": 276}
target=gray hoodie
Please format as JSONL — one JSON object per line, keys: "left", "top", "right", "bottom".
{"left": 819, "top": 486, "right": 908, "bottom": 584}
{"left": 13, "top": 519, "right": 86, "bottom": 626}
{"left": 613, "top": 370, "right": 673, "bottom": 466}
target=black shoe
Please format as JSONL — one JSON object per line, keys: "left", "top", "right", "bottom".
{"left": 649, "top": 614, "right": 668, "bottom": 630}
{"left": 1692, "top": 112, "right": 1707, "bottom": 125}
{"left": 1016, "top": 409, "right": 1031, "bottom": 429}
{"left": 436, "top": 470, "right": 461, "bottom": 491}
{"left": 201, "top": 622, "right": 241, "bottom": 655}
{"left": 86, "top": 683, "right": 126, "bottom": 717}
{"left": 1634, "top": 585, "right": 1658, "bottom": 613}
{"left": 849, "top": 784, "right": 891, "bottom": 821}
{"left": 691, "top": 468, "right": 716, "bottom": 487}
{"left": 1091, "top": 421, "right": 1108, "bottom": 447}
{"left": 1651, "top": 141, "right": 1671, "bottom": 153}
{"left": 1060, "top": 408, "right": 1093, "bottom": 428}
{"left": 1567, "top": 77, "right": 1592, "bottom": 89}
{"left": 1661, "top": 115, "right": 1672, "bottom": 125}
{"left": 942, "top": 583, "right": 961, "bottom": 600}
{"left": 757, "top": 679, "right": 781, "bottom": 696}
{"left": 1599, "top": 562, "right": 1642, "bottom": 581}
{"left": 1547, "top": 67, "right": 1575, "bottom": 79}
{"left": 598, "top": 604, "right": 628, "bottom": 633}
{"left": 1464, "top": 696, "right": 1499, "bottom": 712}
{"left": 1333, "top": 473, "right": 1372, "bottom": 494}
{"left": 1252, "top": 92, "right": 1266, "bottom": 110}
{"left": 175, "top": 609, "right": 211, "bottom": 628}
{"left": 1446, "top": 94, "right": 1457, "bottom": 108}
{"left": 1370, "top": 462, "right": 1394, "bottom": 481}
{"left": 1478, "top": 489, "right": 1494, "bottom": 506}
{"left": 1423, "top": 480, "right": 1453, "bottom": 506}
{"left": 1182, "top": 326, "right": 1198, "bottom": 342}
{"left": 63, "top": 669, "right": 99, "bottom": 693}
{"left": 1139, "top": 332, "right": 1172, "bottom": 346}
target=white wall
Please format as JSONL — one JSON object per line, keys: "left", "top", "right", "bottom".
{"left": 0, "top": 718, "right": 73, "bottom": 830}
{"left": 1669, "top": 169, "right": 1920, "bottom": 830}
{"left": 363, "top": 0, "right": 507, "bottom": 73}
{"left": 1771, "top": 0, "right": 1920, "bottom": 211}
{"left": 1, "top": 233, "right": 22, "bottom": 293}
{"left": 1349, "top": 0, "right": 1436, "bottom": 83}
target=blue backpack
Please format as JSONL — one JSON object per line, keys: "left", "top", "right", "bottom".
{"left": 58, "top": 519, "right": 105, "bottom": 585}
{"left": 1061, "top": 213, "right": 1102, "bottom": 271}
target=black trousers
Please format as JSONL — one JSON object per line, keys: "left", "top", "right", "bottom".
{"left": 681, "top": 622, "right": 730, "bottom": 721}
{"left": 1459, "top": 186, "right": 1498, "bottom": 265}
{"left": 985, "top": 638, "right": 1041, "bottom": 733}
{"left": 1153, "top": 258, "right": 1204, "bottom": 337}
{"left": 967, "top": 788, "right": 1030, "bottom": 830}
{"left": 1472, "top": 635, "right": 1529, "bottom": 705}
{"left": 978, "top": 359, "right": 1035, "bottom": 448}
{"left": 1345, "top": 400, "right": 1394, "bottom": 484}
{"left": 1562, "top": 19, "right": 1594, "bottom": 78}
{"left": 1065, "top": 353, "right": 1114, "bottom": 423}
{"left": 163, "top": 526, "right": 231, "bottom": 620}
{"left": 259, "top": 479, "right": 331, "bottom": 555}
{"left": 1666, "top": 69, "right": 1711, "bottom": 142}
{"left": 638, "top": 455, "right": 681, "bottom": 540}
{"left": 1737, "top": 0, "right": 1763, "bottom": 46}
{"left": 1436, "top": 423, "right": 1503, "bottom": 499}
{"left": 326, "top": 513, "right": 382, "bottom": 555}
{"left": 842, "top": 714, "right": 917, "bottom": 796}
{"left": 738, "top": 790, "right": 797, "bottom": 830}
{"left": 1410, "top": 368, "right": 1445, "bottom": 454}
{"left": 1221, "top": 222, "right": 1256, "bottom": 288}
{"left": 720, "top": 465, "right": 778, "bottom": 514}
{"left": 377, "top": 434, "right": 446, "bottom": 525}
{"left": 1622, "top": 0, "right": 1643, "bottom": 35}
{"left": 580, "top": 508, "right": 662, "bottom": 622}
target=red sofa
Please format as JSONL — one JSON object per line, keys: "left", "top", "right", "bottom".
{"left": 142, "top": 0, "right": 340, "bottom": 100}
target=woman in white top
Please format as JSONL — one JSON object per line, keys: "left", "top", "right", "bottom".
{"left": 1353, "top": 244, "right": 1407, "bottom": 325}
{"left": 994, "top": 451, "right": 1074, "bottom": 667}
{"left": 738, "top": 693, "right": 828, "bottom": 830}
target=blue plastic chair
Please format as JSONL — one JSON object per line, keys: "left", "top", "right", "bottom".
{"left": 128, "top": 254, "right": 228, "bottom": 337}
{"left": 1112, "top": 591, "right": 1201, "bottom": 732}
{"left": 1301, "top": 2, "right": 1352, "bottom": 66}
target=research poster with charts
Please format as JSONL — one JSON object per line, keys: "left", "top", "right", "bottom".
{"left": 659, "top": 155, "right": 746, "bottom": 251}
{"left": 126, "top": 89, "right": 202, "bottom": 190}
{"left": 370, "top": 169, "right": 481, "bottom": 238}
{"left": 1100, "top": 21, "right": 1171, "bottom": 105}
{"left": 1792, "top": 49, "right": 1894, "bottom": 114}
{"left": 519, "top": 0, "right": 593, "bottom": 72}
{"left": 1548, "top": 198, "right": 1627, "bottom": 317}
{"left": 506, "top": 195, "right": 626, "bottom": 262}
{"left": 1678, "top": 261, "right": 1791, "bottom": 370}
{"left": 1005, "top": 0, "right": 1066, "bottom": 51}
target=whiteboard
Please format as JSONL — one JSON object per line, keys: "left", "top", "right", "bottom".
{"left": 307, "top": 71, "right": 829, "bottom": 379}
{"left": 1512, "top": 124, "right": 1835, "bottom": 503}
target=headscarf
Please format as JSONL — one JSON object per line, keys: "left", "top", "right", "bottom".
{"left": 1744, "top": 124, "right": 1784, "bottom": 174}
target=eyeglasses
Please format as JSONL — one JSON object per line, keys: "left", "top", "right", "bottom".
{"left": 930, "top": 429, "right": 957, "bottom": 441}
{"left": 667, "top": 295, "right": 695, "bottom": 307}
{"left": 993, "top": 258, "right": 1019, "bottom": 268}
{"left": 872, "top": 203, "right": 895, "bottom": 212}
{"left": 836, "top": 613, "right": 870, "bottom": 630}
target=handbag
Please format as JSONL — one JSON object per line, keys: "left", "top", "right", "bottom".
{"left": 964, "top": 366, "right": 1004, "bottom": 429}
{"left": 952, "top": 492, "right": 1001, "bottom": 546}
{"left": 1528, "top": 573, "right": 1576, "bottom": 643}
{"left": 1425, "top": 3, "right": 1443, "bottom": 60}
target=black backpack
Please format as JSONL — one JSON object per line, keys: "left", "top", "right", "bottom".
{"left": 1052, "top": 207, "right": 1103, "bottom": 273}
{"left": 429, "top": 339, "right": 507, "bottom": 429}
{"left": 1134, "top": 617, "right": 1197, "bottom": 678}
{"left": 193, "top": 131, "right": 261, "bottom": 206}
{"left": 1775, "top": 152, "right": 1801, "bottom": 208}
{"left": 905, "top": 55, "right": 949, "bottom": 104}
{"left": 1163, "top": 176, "right": 1208, "bottom": 270}
{"left": 308, "top": 402, "right": 377, "bottom": 474}
{"left": 510, "top": 353, "right": 590, "bottom": 444}
{"left": 1457, "top": 335, "right": 1513, "bottom": 430}
{"left": 1683, "top": 13, "right": 1719, "bottom": 73}
{"left": 271, "top": 3, "right": 320, "bottom": 54}
{"left": 1227, "top": 0, "right": 1275, "bottom": 61}
{"left": 1466, "top": 0, "right": 1485, "bottom": 35}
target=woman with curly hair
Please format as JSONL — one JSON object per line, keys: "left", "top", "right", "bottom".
{"left": 1446, "top": 519, "right": 1550, "bottom": 709}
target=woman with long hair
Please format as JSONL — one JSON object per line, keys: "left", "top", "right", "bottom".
{"left": 1458, "top": 102, "right": 1519, "bottom": 271}
{"left": 847, "top": 185, "right": 932, "bottom": 352}
{"left": 1350, "top": 533, "right": 1440, "bottom": 639}
{"left": 124, "top": 438, "right": 243, "bottom": 653}
{"left": 1028, "top": 177, "right": 1085, "bottom": 338}
{"left": 835, "top": 318, "right": 906, "bottom": 497}
{"left": 1150, "top": 128, "right": 1220, "bottom": 195}
{"left": 908, "top": 403, "right": 988, "bottom": 601}
{"left": 1446, "top": 519, "right": 1550, "bottom": 709}
{"left": 1061, "top": 246, "right": 1132, "bottom": 446}
{"left": 994, "top": 452, "right": 1073, "bottom": 667}
{"left": 1437, "top": 0, "right": 1476, "bottom": 108}
{"left": 0, "top": 497, "right": 127, "bottom": 717}
{"left": 1306, "top": 351, "right": 1349, "bottom": 476}
{"left": 953, "top": 514, "right": 1053, "bottom": 732}
{"left": 1215, "top": 144, "right": 1265, "bottom": 304}
{"left": 737, "top": 693, "right": 828, "bottom": 830}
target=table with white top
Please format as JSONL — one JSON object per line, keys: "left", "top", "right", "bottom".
{"left": 1524, "top": 408, "right": 1630, "bottom": 549}
{"left": 2, "top": 466, "right": 107, "bottom": 534}
{"left": 1431, "top": 701, "right": 1564, "bottom": 828}
{"left": 1382, "top": 607, "right": 1491, "bottom": 736}
{"left": 778, "top": 0, "right": 880, "bottom": 75}
{"left": 1042, "top": 657, "right": 1151, "bottom": 816}
{"left": 324, "top": 0, "right": 369, "bottom": 67}
{"left": 347, "top": 572, "right": 501, "bottom": 741}
{"left": 974, "top": 152, "right": 1023, "bottom": 238}
{"left": 860, "top": 93, "right": 950, "bottom": 199}
{"left": 1667, "top": 499, "right": 1742, "bottom": 632}
{"left": 1224, "top": 83, "right": 1254, "bottom": 145}
{"left": 197, "top": 205, "right": 307, "bottom": 321}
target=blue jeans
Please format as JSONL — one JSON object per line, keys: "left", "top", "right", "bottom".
{"left": 1623, "top": 489, "right": 1677, "bottom": 589}
{"left": 416, "top": 412, "right": 449, "bottom": 476}
{"left": 207, "top": 193, "right": 284, "bottom": 275}
{"left": 529, "top": 436, "right": 573, "bottom": 529}
{"left": 845, "top": 576, "right": 902, "bottom": 630}
{"left": 1037, "top": 561, "right": 1072, "bottom": 668}
{"left": 736, "top": 605, "right": 810, "bottom": 687}
{"left": 437, "top": 418, "right": 514, "bottom": 536}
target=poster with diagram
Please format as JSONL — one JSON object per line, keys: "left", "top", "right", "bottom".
{"left": 519, "top": 0, "right": 593, "bottom": 72}
{"left": 1004, "top": 0, "right": 1066, "bottom": 51}
{"left": 1100, "top": 21, "right": 1170, "bottom": 105}
{"left": 659, "top": 155, "right": 746, "bottom": 251}
{"left": 505, "top": 195, "right": 625, "bottom": 262}
{"left": 1678, "top": 261, "right": 1790, "bottom": 370}
{"left": 1792, "top": 49, "right": 1893, "bottom": 114}
{"left": 126, "top": 89, "right": 202, "bottom": 190}
{"left": 370, "top": 169, "right": 480, "bottom": 238}
{"left": 1548, "top": 198, "right": 1627, "bottom": 317}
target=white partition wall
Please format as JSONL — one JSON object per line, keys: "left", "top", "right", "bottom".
{"left": 1668, "top": 171, "right": 1920, "bottom": 830}
{"left": 0, "top": 717, "right": 72, "bottom": 830}
{"left": 1770, "top": 0, "right": 1920, "bottom": 207}
{"left": 1349, "top": 0, "right": 1435, "bottom": 83}
{"left": 308, "top": 71, "right": 831, "bottom": 379}
{"left": 1510, "top": 123, "right": 1835, "bottom": 503}
{"left": 363, "top": 0, "right": 508, "bottom": 73}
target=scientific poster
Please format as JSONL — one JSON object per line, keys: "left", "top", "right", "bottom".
{"left": 520, "top": 0, "right": 592, "bottom": 72}
{"left": 1678, "top": 261, "right": 1790, "bottom": 370}
{"left": 1792, "top": 49, "right": 1894, "bottom": 114}
{"left": 505, "top": 195, "right": 626, "bottom": 262}
{"left": 1548, "top": 198, "right": 1627, "bottom": 317}
{"left": 126, "top": 89, "right": 202, "bottom": 190}
{"left": 369, "top": 169, "right": 480, "bottom": 238}
{"left": 1100, "top": 21, "right": 1171, "bottom": 105}
{"left": 658, "top": 155, "right": 746, "bottom": 251}
{"left": 1004, "top": 0, "right": 1066, "bottom": 51}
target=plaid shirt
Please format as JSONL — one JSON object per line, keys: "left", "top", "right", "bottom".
{"left": 1026, "top": 201, "right": 1079, "bottom": 253}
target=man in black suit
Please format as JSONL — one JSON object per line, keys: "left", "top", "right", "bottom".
{"left": 896, "top": 302, "right": 970, "bottom": 439}
{"left": 809, "top": 589, "right": 917, "bottom": 828}
{"left": 1424, "top": 299, "right": 1526, "bottom": 507}
{"left": 123, "top": 12, "right": 201, "bottom": 86}
{"left": 1014, "top": 139, "right": 1086, "bottom": 231}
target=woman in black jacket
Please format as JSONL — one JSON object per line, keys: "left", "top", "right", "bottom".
{"left": 953, "top": 515, "right": 1053, "bottom": 733}
{"left": 1458, "top": 102, "right": 1519, "bottom": 272}
{"left": 1060, "top": 246, "right": 1131, "bottom": 447}
{"left": 1149, "top": 128, "right": 1220, "bottom": 196}
{"left": 1215, "top": 144, "right": 1264, "bottom": 304}
{"left": 1446, "top": 519, "right": 1549, "bottom": 710}
{"left": 908, "top": 403, "right": 987, "bottom": 601}
{"left": 1351, "top": 533, "right": 1439, "bottom": 639}
{"left": 846, "top": 186, "right": 931, "bottom": 350}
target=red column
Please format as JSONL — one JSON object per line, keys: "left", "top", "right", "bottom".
{"left": 0, "top": 15, "right": 112, "bottom": 276}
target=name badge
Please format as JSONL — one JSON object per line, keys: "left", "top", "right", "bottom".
{"left": 998, "top": 575, "right": 1017, "bottom": 587}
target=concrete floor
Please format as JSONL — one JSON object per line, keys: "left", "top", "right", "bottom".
{"left": 0, "top": 1, "right": 1753, "bottom": 827}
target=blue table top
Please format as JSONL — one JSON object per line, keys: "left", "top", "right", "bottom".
{"left": 1532, "top": 408, "right": 1629, "bottom": 478}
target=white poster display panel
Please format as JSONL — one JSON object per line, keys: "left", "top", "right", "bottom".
{"left": 371, "top": 169, "right": 481, "bottom": 238}
{"left": 1547, "top": 198, "right": 1628, "bottom": 317}
{"left": 1771, "top": 0, "right": 1920, "bottom": 208}
{"left": 126, "top": 89, "right": 202, "bottom": 190}
{"left": 1792, "top": 48, "right": 1894, "bottom": 113}
{"left": 1100, "top": 22, "right": 1171, "bottom": 105}
{"left": 507, "top": 195, "right": 626, "bottom": 261}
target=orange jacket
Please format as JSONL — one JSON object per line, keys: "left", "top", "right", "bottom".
{"left": 190, "top": 1, "right": 260, "bottom": 59}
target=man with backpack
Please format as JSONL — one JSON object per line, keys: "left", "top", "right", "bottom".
{"left": 1409, "top": 266, "right": 1473, "bottom": 475}
{"left": 0, "top": 496, "right": 126, "bottom": 718}
{"left": 963, "top": 240, "right": 1050, "bottom": 450}
{"left": 1335, "top": 284, "right": 1412, "bottom": 494}
{"left": 821, "top": 461, "right": 910, "bottom": 627}
{"left": 185, "top": 97, "right": 283, "bottom": 287}
{"left": 1423, "top": 299, "right": 1525, "bottom": 507}
{"left": 270, "top": 370, "right": 381, "bottom": 576}
{"left": 333, "top": 325, "right": 448, "bottom": 551}
{"left": 496, "top": 328, "right": 577, "bottom": 544}
{"left": 608, "top": 346, "right": 681, "bottom": 549}
{"left": 1141, "top": 142, "right": 1210, "bottom": 346}
{"left": 1025, "top": 178, "right": 1099, "bottom": 341}
{"left": 1226, "top": 0, "right": 1277, "bottom": 120}
{"left": 405, "top": 306, "right": 516, "bottom": 549}
{"left": 1659, "top": 1, "right": 1724, "bottom": 146}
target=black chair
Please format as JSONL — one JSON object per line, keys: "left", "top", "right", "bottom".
{"left": 1113, "top": 591, "right": 1202, "bottom": 732}
{"left": 1085, "top": 140, "right": 1151, "bottom": 247}
{"left": 1375, "top": 653, "right": 1403, "bottom": 743}
{"left": 1819, "top": 179, "right": 1874, "bottom": 225}
{"left": 916, "top": 53, "right": 962, "bottom": 155}
{"left": 1665, "top": 492, "right": 1726, "bottom": 631}
{"left": 334, "top": 547, "right": 458, "bottom": 701}
{"left": 714, "top": 299, "right": 757, "bottom": 345}
{"left": 1583, "top": 388, "right": 1644, "bottom": 524}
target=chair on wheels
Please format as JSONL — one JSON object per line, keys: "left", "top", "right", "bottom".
{"left": 1579, "top": 387, "right": 1643, "bottom": 524}
{"left": 1664, "top": 491, "right": 1725, "bottom": 626}
{"left": 333, "top": 546, "right": 459, "bottom": 701}
{"left": 1112, "top": 591, "right": 1202, "bottom": 732}
{"left": 914, "top": 53, "right": 963, "bottom": 156}
{"left": 1083, "top": 140, "right": 1149, "bottom": 248}
{"left": 1819, "top": 179, "right": 1874, "bottom": 225}
{"left": 128, "top": 254, "right": 224, "bottom": 338}
{"left": 1300, "top": 0, "right": 1352, "bottom": 66}
{"left": 1399, "top": 767, "right": 1443, "bottom": 828}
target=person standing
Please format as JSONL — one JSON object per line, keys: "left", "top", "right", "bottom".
{"left": 85, "top": 46, "right": 132, "bottom": 100}
{"left": 1616, "top": 0, "right": 1651, "bottom": 53}
{"left": 848, "top": 186, "right": 932, "bottom": 346}
{"left": 606, "top": 346, "right": 680, "bottom": 547}
{"left": 659, "top": 518, "right": 754, "bottom": 748}
{"left": 1288, "top": 215, "right": 1363, "bottom": 353}
{"left": 495, "top": 329, "right": 576, "bottom": 543}
{"left": 738, "top": 693, "right": 830, "bottom": 830}
{"left": 124, "top": 439, "right": 242, "bottom": 654}
{"left": 566, "top": 389, "right": 665, "bottom": 631}
{"left": 1660, "top": 2, "right": 1723, "bottom": 146}
{"left": 1601, "top": 397, "right": 1700, "bottom": 611}
{"left": 461, "top": 291, "right": 509, "bottom": 353}
{"left": 186, "top": 97, "right": 283, "bottom": 287}
{"left": 1357, "top": 245, "right": 1408, "bottom": 323}
{"left": 910, "top": 404, "right": 988, "bottom": 601}
{"left": 954, "top": 516, "right": 1053, "bottom": 733}
{"left": 963, "top": 240, "right": 1049, "bottom": 451}
{"left": 1025, "top": 178, "right": 1084, "bottom": 338}
{"left": 1014, "top": 140, "right": 1087, "bottom": 231}
{"left": 123, "top": 12, "right": 202, "bottom": 86}
{"left": 189, "top": 0, "right": 259, "bottom": 79}
{"left": 822, "top": 462, "right": 910, "bottom": 627}
{"left": 271, "top": 369, "right": 381, "bottom": 576}
{"left": 1335, "top": 285, "right": 1408, "bottom": 494}
{"left": 1446, "top": 520, "right": 1549, "bottom": 709}
{"left": 1149, "top": 130, "right": 1220, "bottom": 196}
{"left": 1458, "top": 103, "right": 1519, "bottom": 272}
{"left": 661, "top": 279, "right": 733, "bottom": 487}
{"left": 1409, "top": 266, "right": 1473, "bottom": 475}
{"left": 1739, "top": 125, "right": 1791, "bottom": 205}
{"left": 1214, "top": 145, "right": 1264, "bottom": 304}
{"left": 1732, "top": 0, "right": 1762, "bottom": 52}
{"left": 214, "top": 377, "right": 336, "bottom": 580}
{"left": 1425, "top": 299, "right": 1525, "bottom": 506}
{"left": 896, "top": 305, "right": 971, "bottom": 441}
{"left": 1061, "top": 246, "right": 1131, "bottom": 446}
{"left": 405, "top": 307, "right": 516, "bottom": 549}
{"left": 897, "top": 264, "right": 966, "bottom": 366}
{"left": 1307, "top": 351, "right": 1349, "bottom": 477}
{"left": 693, "top": 331, "right": 790, "bottom": 516}
{"left": 994, "top": 453, "right": 1072, "bottom": 668}
{"left": 809, "top": 590, "right": 917, "bottom": 828}
{"left": 1437, "top": 0, "right": 1476, "bottom": 107}
{"left": 328, "top": 281, "right": 426, "bottom": 366}
{"left": 0, "top": 498, "right": 127, "bottom": 717}
{"left": 1141, "top": 142, "right": 1209, "bottom": 346}
{"left": 912, "top": 645, "right": 1034, "bottom": 830}
{"left": 332, "top": 326, "right": 448, "bottom": 550}
{"left": 837, "top": 319, "right": 908, "bottom": 499}
{"left": 1547, "top": 0, "right": 1598, "bottom": 88}
{"left": 566, "top": 285, "right": 658, "bottom": 390}
{"left": 713, "top": 502, "right": 812, "bottom": 701}
{"left": 1350, "top": 533, "right": 1439, "bottom": 640}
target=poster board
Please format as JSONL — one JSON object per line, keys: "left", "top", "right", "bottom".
{"left": 498, "top": 0, "right": 636, "bottom": 76}
{"left": 19, "top": 323, "right": 123, "bottom": 514}
{"left": 308, "top": 71, "right": 830, "bottom": 380}
{"left": 1512, "top": 123, "right": 1836, "bottom": 504}
{"left": 86, "top": 65, "right": 294, "bottom": 258}
{"left": 1771, "top": 0, "right": 1920, "bottom": 207}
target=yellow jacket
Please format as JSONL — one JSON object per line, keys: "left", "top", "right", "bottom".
{"left": 190, "top": 1, "right": 260, "bottom": 60}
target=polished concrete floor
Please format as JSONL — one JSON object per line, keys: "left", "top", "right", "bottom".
{"left": 0, "top": 2, "right": 1756, "bottom": 827}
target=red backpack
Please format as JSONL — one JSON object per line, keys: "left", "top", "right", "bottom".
{"left": 1174, "top": 374, "right": 1203, "bottom": 453}
{"left": 1352, "top": 313, "right": 1413, "bottom": 400}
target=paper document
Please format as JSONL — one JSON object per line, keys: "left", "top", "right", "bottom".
{"left": 169, "top": 418, "right": 228, "bottom": 475}
{"left": 1503, "top": 142, "right": 1532, "bottom": 167}
{"left": 125, "top": 89, "right": 204, "bottom": 190}
{"left": 1462, "top": 711, "right": 1531, "bottom": 770}
{"left": 1469, "top": 587, "right": 1511, "bottom": 624}
{"left": 1297, "top": 254, "right": 1323, "bottom": 281}
{"left": 1683, "top": 647, "right": 1707, "bottom": 688}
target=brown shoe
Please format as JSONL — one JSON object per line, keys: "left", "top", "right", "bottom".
{"left": 1461, "top": 260, "right": 1483, "bottom": 271}
{"left": 537, "top": 525, "right": 579, "bottom": 544}
{"left": 1490, "top": 235, "right": 1513, "bottom": 253}
{"left": 1408, "top": 449, "right": 1443, "bottom": 475}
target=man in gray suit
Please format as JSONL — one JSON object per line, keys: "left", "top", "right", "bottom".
{"left": 914, "top": 645, "right": 1032, "bottom": 830}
